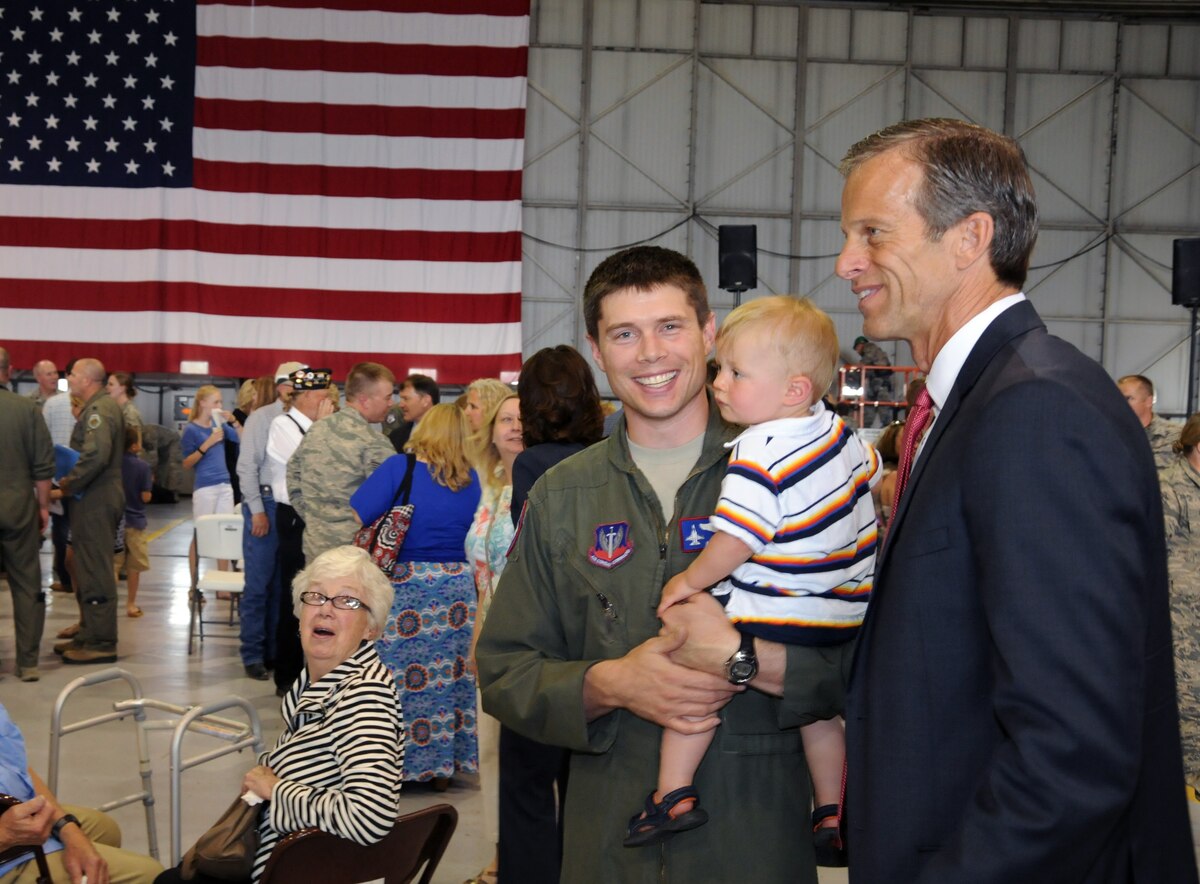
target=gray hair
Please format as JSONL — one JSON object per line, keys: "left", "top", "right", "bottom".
{"left": 840, "top": 117, "right": 1038, "bottom": 289}
{"left": 292, "top": 546, "right": 394, "bottom": 637}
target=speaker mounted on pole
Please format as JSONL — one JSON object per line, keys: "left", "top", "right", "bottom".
{"left": 1174, "top": 238, "right": 1200, "bottom": 309}
{"left": 1175, "top": 238, "right": 1200, "bottom": 415}
{"left": 718, "top": 225, "right": 757, "bottom": 301}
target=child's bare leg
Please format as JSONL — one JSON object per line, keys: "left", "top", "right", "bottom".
{"left": 657, "top": 721, "right": 715, "bottom": 812}
{"left": 626, "top": 720, "right": 714, "bottom": 846}
{"left": 801, "top": 717, "right": 845, "bottom": 815}
{"left": 126, "top": 570, "right": 140, "bottom": 614}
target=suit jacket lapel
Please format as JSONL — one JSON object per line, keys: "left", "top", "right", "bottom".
{"left": 879, "top": 300, "right": 1046, "bottom": 565}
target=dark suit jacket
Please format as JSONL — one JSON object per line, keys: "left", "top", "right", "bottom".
{"left": 846, "top": 300, "right": 1196, "bottom": 883}
{"left": 510, "top": 441, "right": 586, "bottom": 527}
{"left": 386, "top": 420, "right": 414, "bottom": 454}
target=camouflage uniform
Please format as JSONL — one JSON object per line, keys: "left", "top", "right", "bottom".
{"left": 286, "top": 407, "right": 395, "bottom": 561}
{"left": 1148, "top": 415, "right": 1184, "bottom": 471}
{"left": 26, "top": 388, "right": 52, "bottom": 410}
{"left": 1161, "top": 455, "right": 1200, "bottom": 787}
{"left": 120, "top": 400, "right": 143, "bottom": 434}
{"left": 0, "top": 388, "right": 54, "bottom": 670}
{"left": 61, "top": 390, "right": 125, "bottom": 652}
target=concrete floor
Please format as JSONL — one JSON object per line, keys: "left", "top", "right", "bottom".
{"left": 0, "top": 498, "right": 855, "bottom": 883}
{"left": 0, "top": 499, "right": 491, "bottom": 883}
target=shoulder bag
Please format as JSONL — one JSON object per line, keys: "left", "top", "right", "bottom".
{"left": 180, "top": 794, "right": 262, "bottom": 881}
{"left": 353, "top": 453, "right": 416, "bottom": 576}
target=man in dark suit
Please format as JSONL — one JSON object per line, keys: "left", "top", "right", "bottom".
{"left": 836, "top": 118, "right": 1196, "bottom": 882}
{"left": 384, "top": 373, "right": 439, "bottom": 453}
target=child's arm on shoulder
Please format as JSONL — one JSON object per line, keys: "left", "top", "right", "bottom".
{"left": 657, "top": 531, "right": 754, "bottom": 617}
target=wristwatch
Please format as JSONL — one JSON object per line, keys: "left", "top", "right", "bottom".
{"left": 51, "top": 813, "right": 81, "bottom": 840}
{"left": 724, "top": 632, "right": 758, "bottom": 685}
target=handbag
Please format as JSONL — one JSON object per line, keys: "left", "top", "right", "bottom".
{"left": 353, "top": 453, "right": 416, "bottom": 576}
{"left": 180, "top": 794, "right": 262, "bottom": 881}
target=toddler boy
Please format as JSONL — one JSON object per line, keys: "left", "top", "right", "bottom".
{"left": 626, "top": 296, "right": 879, "bottom": 865}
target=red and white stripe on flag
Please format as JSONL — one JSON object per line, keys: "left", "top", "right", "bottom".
{"left": 0, "top": 0, "right": 528, "bottom": 382}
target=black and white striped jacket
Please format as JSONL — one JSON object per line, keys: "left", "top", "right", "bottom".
{"left": 251, "top": 642, "right": 405, "bottom": 882}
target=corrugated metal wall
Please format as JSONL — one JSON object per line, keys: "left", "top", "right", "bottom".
{"left": 521, "top": 1, "right": 1200, "bottom": 413}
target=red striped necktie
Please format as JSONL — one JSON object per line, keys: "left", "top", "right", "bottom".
{"left": 893, "top": 387, "right": 934, "bottom": 507}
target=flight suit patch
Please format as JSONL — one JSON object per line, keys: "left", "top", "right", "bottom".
{"left": 87, "top": 413, "right": 102, "bottom": 430}
{"left": 679, "top": 516, "right": 715, "bottom": 553}
{"left": 588, "top": 521, "right": 633, "bottom": 569}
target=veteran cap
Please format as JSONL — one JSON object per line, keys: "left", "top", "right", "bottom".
{"left": 290, "top": 368, "right": 332, "bottom": 391}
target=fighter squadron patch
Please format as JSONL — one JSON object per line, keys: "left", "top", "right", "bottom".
{"left": 588, "top": 521, "right": 633, "bottom": 569}
{"left": 678, "top": 516, "right": 715, "bottom": 553}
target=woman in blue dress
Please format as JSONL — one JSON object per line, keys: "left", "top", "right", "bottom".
{"left": 351, "top": 403, "right": 481, "bottom": 786}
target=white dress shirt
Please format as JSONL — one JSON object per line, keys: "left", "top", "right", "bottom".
{"left": 266, "top": 409, "right": 313, "bottom": 504}
{"left": 915, "top": 293, "right": 1027, "bottom": 465}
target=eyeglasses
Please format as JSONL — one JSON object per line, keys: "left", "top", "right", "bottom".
{"left": 299, "top": 591, "right": 371, "bottom": 613}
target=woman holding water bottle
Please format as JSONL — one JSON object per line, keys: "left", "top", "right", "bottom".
{"left": 183, "top": 385, "right": 241, "bottom": 570}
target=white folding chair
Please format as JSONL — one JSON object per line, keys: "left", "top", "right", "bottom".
{"left": 187, "top": 513, "right": 246, "bottom": 654}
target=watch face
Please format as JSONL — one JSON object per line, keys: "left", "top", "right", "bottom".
{"left": 729, "top": 659, "right": 756, "bottom": 682}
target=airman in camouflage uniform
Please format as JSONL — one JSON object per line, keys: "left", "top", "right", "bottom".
{"left": 1118, "top": 374, "right": 1182, "bottom": 470}
{"left": 57, "top": 358, "right": 125, "bottom": 664}
{"left": 286, "top": 362, "right": 396, "bottom": 562}
{"left": 1161, "top": 425, "right": 1200, "bottom": 789}
{"left": 0, "top": 347, "right": 55, "bottom": 681}
{"left": 1148, "top": 414, "right": 1185, "bottom": 471}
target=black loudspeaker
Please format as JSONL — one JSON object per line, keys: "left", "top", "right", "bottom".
{"left": 718, "top": 225, "right": 757, "bottom": 293}
{"left": 1174, "top": 238, "right": 1200, "bottom": 308}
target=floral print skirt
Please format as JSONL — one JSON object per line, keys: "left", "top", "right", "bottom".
{"left": 377, "top": 560, "right": 478, "bottom": 782}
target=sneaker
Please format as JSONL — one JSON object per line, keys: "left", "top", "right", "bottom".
{"left": 18, "top": 667, "right": 40, "bottom": 682}
{"left": 62, "top": 648, "right": 118, "bottom": 665}
{"left": 244, "top": 663, "right": 269, "bottom": 680}
{"left": 54, "top": 639, "right": 83, "bottom": 655}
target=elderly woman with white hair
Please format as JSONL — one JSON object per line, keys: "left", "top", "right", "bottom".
{"left": 155, "top": 546, "right": 404, "bottom": 884}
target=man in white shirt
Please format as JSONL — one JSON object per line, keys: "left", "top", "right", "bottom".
{"left": 265, "top": 368, "right": 334, "bottom": 694}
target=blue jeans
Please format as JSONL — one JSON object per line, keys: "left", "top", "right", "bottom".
{"left": 240, "top": 498, "right": 280, "bottom": 667}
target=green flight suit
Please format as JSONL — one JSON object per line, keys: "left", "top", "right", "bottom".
{"left": 62, "top": 390, "right": 125, "bottom": 652}
{"left": 477, "top": 399, "right": 853, "bottom": 884}
{"left": 0, "top": 388, "right": 55, "bottom": 669}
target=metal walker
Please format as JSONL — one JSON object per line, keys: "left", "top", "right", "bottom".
{"left": 47, "top": 667, "right": 266, "bottom": 865}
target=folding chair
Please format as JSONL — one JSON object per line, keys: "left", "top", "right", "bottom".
{"left": 259, "top": 803, "right": 458, "bottom": 884}
{"left": 187, "top": 513, "right": 246, "bottom": 654}
{"left": 0, "top": 794, "right": 53, "bottom": 884}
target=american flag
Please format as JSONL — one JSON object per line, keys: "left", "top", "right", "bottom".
{"left": 0, "top": 0, "right": 527, "bottom": 383}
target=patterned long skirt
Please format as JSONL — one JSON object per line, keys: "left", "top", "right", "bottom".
{"left": 377, "top": 560, "right": 479, "bottom": 783}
